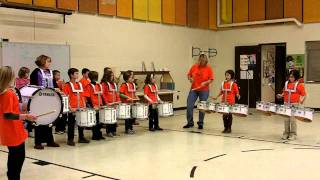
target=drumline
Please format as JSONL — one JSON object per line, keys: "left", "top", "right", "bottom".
{"left": 18, "top": 85, "right": 174, "bottom": 127}
{"left": 197, "top": 101, "right": 249, "bottom": 117}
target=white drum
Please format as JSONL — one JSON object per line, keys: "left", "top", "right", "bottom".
{"left": 61, "top": 95, "right": 69, "bottom": 113}
{"left": 256, "top": 101, "right": 267, "bottom": 111}
{"left": 117, "top": 103, "right": 131, "bottom": 119}
{"left": 99, "top": 106, "right": 117, "bottom": 124}
{"left": 158, "top": 102, "right": 174, "bottom": 117}
{"left": 216, "top": 104, "right": 230, "bottom": 114}
{"left": 276, "top": 105, "right": 293, "bottom": 117}
{"left": 20, "top": 86, "right": 63, "bottom": 125}
{"left": 76, "top": 109, "right": 97, "bottom": 127}
{"left": 230, "top": 104, "right": 248, "bottom": 117}
{"left": 266, "top": 103, "right": 277, "bottom": 113}
{"left": 197, "top": 101, "right": 207, "bottom": 111}
{"left": 207, "top": 102, "right": 216, "bottom": 112}
{"left": 293, "top": 107, "right": 314, "bottom": 123}
{"left": 132, "top": 103, "right": 148, "bottom": 119}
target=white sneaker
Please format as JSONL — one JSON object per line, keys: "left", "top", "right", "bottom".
{"left": 288, "top": 134, "right": 297, "bottom": 141}
{"left": 282, "top": 133, "right": 289, "bottom": 140}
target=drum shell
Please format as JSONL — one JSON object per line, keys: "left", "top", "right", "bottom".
{"left": 158, "top": 102, "right": 174, "bottom": 117}
{"left": 117, "top": 104, "right": 131, "bottom": 119}
{"left": 131, "top": 103, "right": 148, "bottom": 119}
{"left": 75, "top": 109, "right": 97, "bottom": 127}
{"left": 99, "top": 106, "right": 117, "bottom": 124}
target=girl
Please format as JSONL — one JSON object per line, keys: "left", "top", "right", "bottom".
{"left": 29, "top": 55, "right": 59, "bottom": 149}
{"left": 101, "top": 70, "right": 121, "bottom": 137}
{"left": 277, "top": 70, "right": 306, "bottom": 140}
{"left": 144, "top": 74, "right": 163, "bottom": 131}
{"left": 0, "top": 66, "right": 37, "bottom": 180}
{"left": 53, "top": 70, "right": 67, "bottom": 134}
{"left": 15, "top": 67, "right": 30, "bottom": 89}
{"left": 119, "top": 71, "right": 139, "bottom": 134}
{"left": 212, "top": 70, "right": 240, "bottom": 133}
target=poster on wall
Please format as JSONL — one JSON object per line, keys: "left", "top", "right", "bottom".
{"left": 240, "top": 54, "right": 256, "bottom": 79}
{"left": 286, "top": 54, "right": 305, "bottom": 81}
{"left": 262, "top": 51, "right": 275, "bottom": 85}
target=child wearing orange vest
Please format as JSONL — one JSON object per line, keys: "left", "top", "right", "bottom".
{"left": 119, "top": 71, "right": 139, "bottom": 134}
{"left": 0, "top": 66, "right": 37, "bottom": 180}
{"left": 101, "top": 70, "right": 121, "bottom": 137}
{"left": 277, "top": 70, "right": 306, "bottom": 140}
{"left": 144, "top": 74, "right": 163, "bottom": 131}
{"left": 213, "top": 70, "right": 240, "bottom": 133}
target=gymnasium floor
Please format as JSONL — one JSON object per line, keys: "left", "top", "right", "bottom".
{"left": 1, "top": 110, "right": 320, "bottom": 180}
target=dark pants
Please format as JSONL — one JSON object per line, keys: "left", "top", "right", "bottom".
{"left": 125, "top": 119, "right": 134, "bottom": 132}
{"left": 186, "top": 90, "right": 209, "bottom": 126}
{"left": 34, "top": 125, "right": 54, "bottom": 145}
{"left": 7, "top": 143, "right": 25, "bottom": 180}
{"left": 67, "top": 113, "right": 85, "bottom": 141}
{"left": 223, "top": 113, "right": 233, "bottom": 130}
{"left": 149, "top": 105, "right": 159, "bottom": 129}
{"left": 106, "top": 123, "right": 117, "bottom": 133}
{"left": 92, "top": 113, "right": 102, "bottom": 139}
{"left": 26, "top": 121, "right": 33, "bottom": 133}
{"left": 55, "top": 114, "right": 67, "bottom": 132}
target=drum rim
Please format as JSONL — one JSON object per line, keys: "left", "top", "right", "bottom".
{"left": 27, "top": 88, "right": 63, "bottom": 116}
{"left": 14, "top": 87, "right": 22, "bottom": 103}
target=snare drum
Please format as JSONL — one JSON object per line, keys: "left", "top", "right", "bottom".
{"left": 76, "top": 109, "right": 97, "bottom": 127}
{"left": 20, "top": 86, "right": 63, "bottom": 125}
{"left": 131, "top": 103, "right": 148, "bottom": 119}
{"left": 61, "top": 95, "right": 69, "bottom": 113}
{"left": 99, "top": 106, "right": 117, "bottom": 124}
{"left": 197, "top": 101, "right": 207, "bottom": 112}
{"left": 158, "top": 102, "right": 174, "bottom": 117}
{"left": 117, "top": 103, "right": 131, "bottom": 119}
{"left": 276, "top": 105, "right": 293, "bottom": 117}
{"left": 266, "top": 103, "right": 277, "bottom": 114}
{"left": 207, "top": 102, "right": 216, "bottom": 112}
{"left": 230, "top": 104, "right": 248, "bottom": 117}
{"left": 216, "top": 104, "right": 230, "bottom": 114}
{"left": 293, "top": 107, "right": 314, "bottom": 123}
{"left": 256, "top": 101, "right": 267, "bottom": 112}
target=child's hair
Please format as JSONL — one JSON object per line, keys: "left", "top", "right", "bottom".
{"left": 53, "top": 70, "right": 60, "bottom": 76}
{"left": 289, "top": 69, "right": 300, "bottom": 81}
{"left": 82, "top": 68, "right": 90, "bottom": 75}
{"left": 68, "top": 68, "right": 79, "bottom": 79}
{"left": 123, "top": 71, "right": 132, "bottom": 82}
{"left": 104, "top": 67, "right": 112, "bottom": 74}
{"left": 88, "top": 71, "right": 98, "bottom": 81}
{"left": 18, "top": 67, "right": 30, "bottom": 78}
{"left": 225, "top": 70, "right": 235, "bottom": 79}
{"left": 101, "top": 70, "right": 113, "bottom": 83}
{"left": 35, "top": 55, "right": 51, "bottom": 67}
{"left": 144, "top": 73, "right": 155, "bottom": 84}
{"left": 0, "top": 66, "right": 15, "bottom": 94}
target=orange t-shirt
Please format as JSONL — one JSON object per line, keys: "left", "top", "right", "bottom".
{"left": 144, "top": 84, "right": 158, "bottom": 103}
{"left": 120, "top": 83, "right": 137, "bottom": 103}
{"left": 102, "top": 82, "right": 121, "bottom": 104}
{"left": 85, "top": 83, "right": 104, "bottom": 108}
{"left": 283, "top": 82, "right": 306, "bottom": 104}
{"left": 220, "top": 81, "right": 239, "bottom": 105}
{"left": 63, "top": 82, "right": 86, "bottom": 109}
{"left": 187, "top": 64, "right": 214, "bottom": 91}
{"left": 0, "top": 89, "right": 27, "bottom": 146}
{"left": 80, "top": 78, "right": 90, "bottom": 97}
{"left": 57, "top": 80, "right": 64, "bottom": 91}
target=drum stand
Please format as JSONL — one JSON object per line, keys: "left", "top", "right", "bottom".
{"left": 246, "top": 71, "right": 252, "bottom": 115}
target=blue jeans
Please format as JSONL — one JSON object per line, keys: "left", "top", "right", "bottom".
{"left": 186, "top": 90, "right": 209, "bottom": 126}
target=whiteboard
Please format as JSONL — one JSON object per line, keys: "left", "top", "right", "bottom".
{"left": 0, "top": 42, "right": 70, "bottom": 81}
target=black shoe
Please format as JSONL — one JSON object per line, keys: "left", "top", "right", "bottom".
{"left": 78, "top": 138, "right": 90, "bottom": 143}
{"left": 92, "top": 136, "right": 100, "bottom": 141}
{"left": 99, "top": 136, "right": 106, "bottom": 140}
{"left": 183, "top": 124, "right": 194, "bottom": 128}
{"left": 67, "top": 140, "right": 75, "bottom": 146}
{"left": 149, "top": 128, "right": 155, "bottom": 132}
{"left": 155, "top": 127, "right": 163, "bottom": 131}
{"left": 198, "top": 125, "right": 203, "bottom": 130}
{"left": 225, "top": 129, "right": 232, "bottom": 133}
{"left": 222, "top": 129, "right": 227, "bottom": 133}
{"left": 47, "top": 142, "right": 60, "bottom": 147}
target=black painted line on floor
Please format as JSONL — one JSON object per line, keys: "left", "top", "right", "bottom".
{"left": 82, "top": 174, "right": 96, "bottom": 179}
{"left": 204, "top": 154, "right": 227, "bottom": 162}
{"left": 0, "top": 150, "right": 120, "bottom": 180}
{"left": 190, "top": 166, "right": 197, "bottom": 178}
{"left": 293, "top": 147, "right": 320, "bottom": 150}
{"left": 241, "top": 148, "right": 274, "bottom": 153}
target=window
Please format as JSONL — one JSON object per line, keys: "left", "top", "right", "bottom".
{"left": 306, "top": 41, "right": 320, "bottom": 82}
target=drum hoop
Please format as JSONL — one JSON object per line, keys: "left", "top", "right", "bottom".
{"left": 27, "top": 88, "right": 63, "bottom": 116}
{"left": 14, "top": 88, "right": 22, "bottom": 103}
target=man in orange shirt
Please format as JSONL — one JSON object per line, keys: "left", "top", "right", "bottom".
{"left": 64, "top": 68, "right": 90, "bottom": 146}
{"left": 184, "top": 54, "right": 214, "bottom": 129}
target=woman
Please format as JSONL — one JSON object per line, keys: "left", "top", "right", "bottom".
{"left": 183, "top": 54, "right": 214, "bottom": 129}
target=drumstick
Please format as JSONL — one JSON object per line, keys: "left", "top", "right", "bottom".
{"left": 191, "top": 86, "right": 202, "bottom": 91}
{"left": 36, "top": 110, "right": 56, "bottom": 118}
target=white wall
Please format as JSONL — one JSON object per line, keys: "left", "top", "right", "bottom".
{"left": 0, "top": 9, "right": 217, "bottom": 108}
{"left": 213, "top": 24, "right": 320, "bottom": 108}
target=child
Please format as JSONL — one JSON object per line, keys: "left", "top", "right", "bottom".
{"left": 80, "top": 68, "right": 90, "bottom": 89}
{"left": 101, "top": 70, "right": 121, "bottom": 137}
{"left": 85, "top": 71, "right": 105, "bottom": 140}
{"left": 15, "top": 67, "right": 30, "bottom": 89}
{"left": 277, "top": 70, "right": 306, "bottom": 140}
{"left": 0, "top": 66, "right": 37, "bottom": 180}
{"left": 53, "top": 70, "right": 64, "bottom": 91}
{"left": 53, "top": 70, "right": 67, "bottom": 134}
{"left": 212, "top": 70, "right": 240, "bottom": 133}
{"left": 128, "top": 70, "right": 139, "bottom": 125}
{"left": 63, "top": 68, "right": 90, "bottom": 146}
{"left": 119, "top": 71, "right": 139, "bottom": 134}
{"left": 144, "top": 74, "right": 163, "bottom": 131}
{"left": 29, "top": 55, "right": 60, "bottom": 149}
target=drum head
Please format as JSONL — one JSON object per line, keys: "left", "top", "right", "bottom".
{"left": 28, "top": 88, "right": 62, "bottom": 125}
{"left": 20, "top": 85, "right": 40, "bottom": 98}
